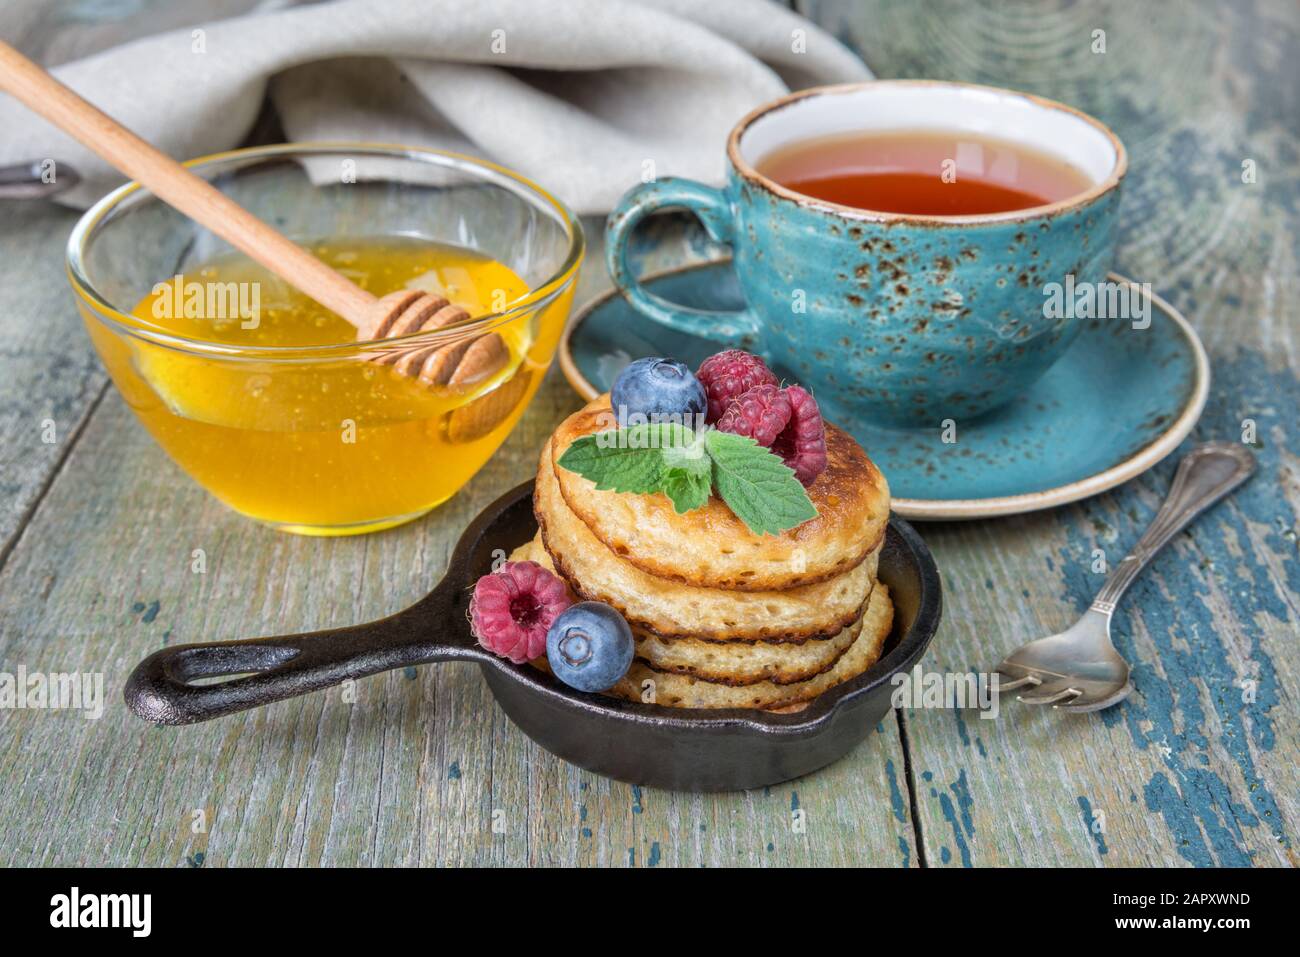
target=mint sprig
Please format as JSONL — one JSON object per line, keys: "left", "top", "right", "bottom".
{"left": 556, "top": 424, "right": 816, "bottom": 535}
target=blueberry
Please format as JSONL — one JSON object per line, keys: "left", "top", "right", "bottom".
{"left": 611, "top": 357, "right": 707, "bottom": 421}
{"left": 546, "top": 601, "right": 634, "bottom": 693}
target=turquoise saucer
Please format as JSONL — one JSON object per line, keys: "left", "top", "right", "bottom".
{"left": 560, "top": 261, "right": 1209, "bottom": 520}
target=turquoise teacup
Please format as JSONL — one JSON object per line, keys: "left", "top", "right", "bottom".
{"left": 606, "top": 80, "right": 1127, "bottom": 427}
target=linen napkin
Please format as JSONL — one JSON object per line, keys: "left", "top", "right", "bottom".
{"left": 0, "top": 0, "right": 870, "bottom": 212}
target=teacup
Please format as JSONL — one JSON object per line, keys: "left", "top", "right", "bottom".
{"left": 605, "top": 80, "right": 1126, "bottom": 427}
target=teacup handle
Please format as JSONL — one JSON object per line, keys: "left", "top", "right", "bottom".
{"left": 605, "top": 178, "right": 765, "bottom": 351}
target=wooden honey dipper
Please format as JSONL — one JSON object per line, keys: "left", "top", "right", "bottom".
{"left": 0, "top": 40, "right": 507, "bottom": 389}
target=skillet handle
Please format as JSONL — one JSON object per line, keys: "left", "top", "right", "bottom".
{"left": 124, "top": 581, "right": 490, "bottom": 725}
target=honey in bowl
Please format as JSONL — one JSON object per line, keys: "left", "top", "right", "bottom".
{"left": 85, "top": 236, "right": 570, "bottom": 534}
{"left": 756, "top": 129, "right": 1094, "bottom": 215}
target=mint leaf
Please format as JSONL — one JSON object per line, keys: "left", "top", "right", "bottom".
{"left": 661, "top": 466, "right": 711, "bottom": 513}
{"left": 557, "top": 433, "right": 663, "bottom": 492}
{"left": 705, "top": 430, "right": 817, "bottom": 536}
{"left": 658, "top": 427, "right": 711, "bottom": 514}
{"left": 556, "top": 423, "right": 695, "bottom": 494}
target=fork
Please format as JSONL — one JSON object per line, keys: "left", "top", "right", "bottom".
{"left": 0, "top": 160, "right": 80, "bottom": 199}
{"left": 996, "top": 442, "right": 1257, "bottom": 712}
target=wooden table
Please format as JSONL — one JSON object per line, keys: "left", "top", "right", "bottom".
{"left": 0, "top": 0, "right": 1294, "bottom": 867}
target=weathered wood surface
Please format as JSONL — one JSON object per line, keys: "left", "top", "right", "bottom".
{"left": 0, "top": 0, "right": 1294, "bottom": 867}
{"left": 803, "top": 0, "right": 1299, "bottom": 866}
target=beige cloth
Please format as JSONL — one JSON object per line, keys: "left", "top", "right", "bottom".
{"left": 0, "top": 0, "right": 870, "bottom": 212}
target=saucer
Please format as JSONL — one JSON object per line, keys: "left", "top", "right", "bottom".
{"left": 560, "top": 261, "right": 1209, "bottom": 520}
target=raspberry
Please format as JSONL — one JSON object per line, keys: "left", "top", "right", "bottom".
{"left": 772, "top": 385, "right": 828, "bottom": 487}
{"left": 696, "top": 350, "right": 778, "bottom": 423}
{"left": 469, "top": 561, "right": 572, "bottom": 663}
{"left": 716, "top": 383, "right": 792, "bottom": 447}
{"left": 717, "top": 383, "right": 828, "bottom": 487}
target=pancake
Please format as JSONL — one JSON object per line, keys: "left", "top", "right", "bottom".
{"left": 607, "top": 584, "right": 894, "bottom": 710}
{"left": 511, "top": 537, "right": 862, "bottom": 685}
{"left": 550, "top": 396, "right": 890, "bottom": 590}
{"left": 633, "top": 616, "right": 862, "bottom": 685}
{"left": 535, "top": 441, "right": 877, "bottom": 642}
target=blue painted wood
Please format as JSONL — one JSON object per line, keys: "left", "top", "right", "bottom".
{"left": 801, "top": 0, "right": 1299, "bottom": 867}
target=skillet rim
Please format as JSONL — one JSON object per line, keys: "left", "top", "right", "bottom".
{"left": 460, "top": 481, "right": 942, "bottom": 738}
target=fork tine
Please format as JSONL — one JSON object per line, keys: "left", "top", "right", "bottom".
{"left": 1054, "top": 698, "right": 1104, "bottom": 713}
{"left": 994, "top": 673, "right": 1039, "bottom": 692}
{"left": 1018, "top": 685, "right": 1081, "bottom": 706}
{"left": 1055, "top": 682, "right": 1135, "bottom": 713}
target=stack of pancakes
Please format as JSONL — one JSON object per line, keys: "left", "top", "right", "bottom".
{"left": 516, "top": 396, "right": 893, "bottom": 710}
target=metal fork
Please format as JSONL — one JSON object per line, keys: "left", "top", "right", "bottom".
{"left": 997, "top": 442, "right": 1257, "bottom": 712}
{"left": 0, "top": 160, "right": 80, "bottom": 199}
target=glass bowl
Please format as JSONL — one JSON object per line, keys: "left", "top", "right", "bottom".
{"left": 67, "top": 144, "right": 584, "bottom": 535}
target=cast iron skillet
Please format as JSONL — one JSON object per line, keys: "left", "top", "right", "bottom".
{"left": 125, "top": 481, "right": 942, "bottom": 792}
